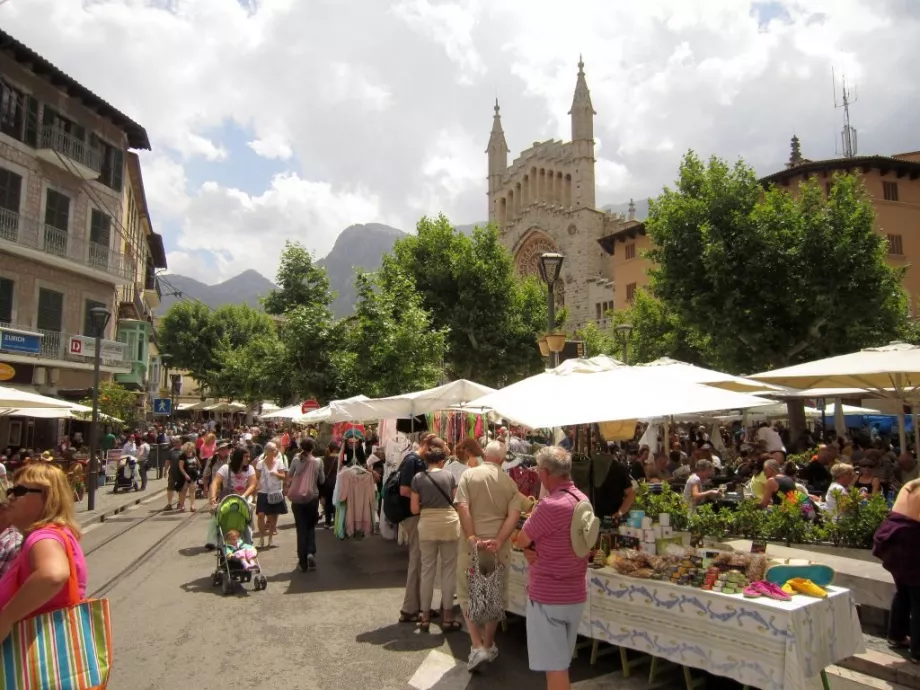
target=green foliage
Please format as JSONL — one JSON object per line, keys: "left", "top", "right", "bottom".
{"left": 78, "top": 381, "right": 138, "bottom": 429}
{"left": 263, "top": 241, "right": 334, "bottom": 316}
{"left": 688, "top": 504, "right": 732, "bottom": 546}
{"left": 764, "top": 493, "right": 811, "bottom": 546}
{"left": 633, "top": 482, "right": 689, "bottom": 532}
{"left": 334, "top": 267, "right": 448, "bottom": 398}
{"left": 730, "top": 499, "right": 769, "bottom": 540}
{"left": 607, "top": 289, "right": 710, "bottom": 364}
{"left": 786, "top": 448, "right": 819, "bottom": 468}
{"left": 384, "top": 215, "right": 546, "bottom": 386}
{"left": 646, "top": 152, "right": 909, "bottom": 373}
{"left": 157, "top": 301, "right": 220, "bottom": 382}
{"left": 830, "top": 488, "right": 890, "bottom": 548}
{"left": 575, "top": 321, "right": 618, "bottom": 359}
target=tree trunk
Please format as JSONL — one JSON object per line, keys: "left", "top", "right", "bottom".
{"left": 786, "top": 399, "right": 806, "bottom": 450}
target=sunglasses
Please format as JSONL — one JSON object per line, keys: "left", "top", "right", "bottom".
{"left": 7, "top": 485, "right": 43, "bottom": 498}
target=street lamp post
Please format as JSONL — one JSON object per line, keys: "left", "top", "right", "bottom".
{"left": 615, "top": 323, "right": 634, "bottom": 365}
{"left": 87, "top": 306, "right": 111, "bottom": 512}
{"left": 160, "top": 354, "right": 172, "bottom": 421}
{"left": 537, "top": 252, "right": 565, "bottom": 367}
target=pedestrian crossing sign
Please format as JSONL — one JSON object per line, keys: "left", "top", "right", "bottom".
{"left": 153, "top": 398, "right": 172, "bottom": 415}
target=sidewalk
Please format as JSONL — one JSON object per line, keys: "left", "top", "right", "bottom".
{"left": 76, "top": 475, "right": 170, "bottom": 527}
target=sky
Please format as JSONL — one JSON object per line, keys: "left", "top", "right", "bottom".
{"left": 2, "top": 0, "right": 918, "bottom": 283}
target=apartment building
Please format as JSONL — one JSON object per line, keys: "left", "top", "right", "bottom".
{"left": 0, "top": 29, "right": 152, "bottom": 448}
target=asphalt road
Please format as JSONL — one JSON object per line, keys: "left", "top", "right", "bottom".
{"left": 84, "top": 499, "right": 691, "bottom": 690}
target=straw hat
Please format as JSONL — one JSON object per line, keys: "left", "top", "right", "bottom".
{"left": 570, "top": 499, "right": 600, "bottom": 559}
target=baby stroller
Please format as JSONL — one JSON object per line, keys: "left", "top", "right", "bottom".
{"left": 211, "top": 494, "right": 267, "bottom": 594}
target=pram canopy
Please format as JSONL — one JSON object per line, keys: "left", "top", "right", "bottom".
{"left": 216, "top": 495, "right": 253, "bottom": 536}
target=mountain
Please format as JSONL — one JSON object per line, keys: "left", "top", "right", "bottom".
{"left": 318, "top": 223, "right": 408, "bottom": 317}
{"left": 159, "top": 270, "right": 277, "bottom": 311}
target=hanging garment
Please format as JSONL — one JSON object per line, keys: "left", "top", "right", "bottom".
{"left": 337, "top": 466, "right": 376, "bottom": 537}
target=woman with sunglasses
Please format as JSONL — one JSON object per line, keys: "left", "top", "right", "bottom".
{"left": 0, "top": 463, "right": 85, "bottom": 642}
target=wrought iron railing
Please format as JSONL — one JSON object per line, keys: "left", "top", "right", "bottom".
{"left": 0, "top": 207, "right": 131, "bottom": 280}
{"left": 39, "top": 125, "right": 103, "bottom": 172}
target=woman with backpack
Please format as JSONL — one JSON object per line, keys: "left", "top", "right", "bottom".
{"left": 286, "top": 438, "right": 325, "bottom": 572}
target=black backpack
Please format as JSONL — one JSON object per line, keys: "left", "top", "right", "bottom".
{"left": 383, "top": 453, "right": 421, "bottom": 524}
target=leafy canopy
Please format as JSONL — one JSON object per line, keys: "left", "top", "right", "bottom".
{"left": 384, "top": 215, "right": 546, "bottom": 386}
{"left": 646, "top": 151, "right": 909, "bottom": 372}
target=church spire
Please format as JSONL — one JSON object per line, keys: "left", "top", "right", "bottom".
{"left": 569, "top": 55, "right": 596, "bottom": 142}
{"left": 787, "top": 134, "right": 803, "bottom": 168}
{"left": 487, "top": 98, "right": 509, "bottom": 224}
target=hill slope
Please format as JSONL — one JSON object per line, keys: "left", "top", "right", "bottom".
{"left": 159, "top": 270, "right": 277, "bottom": 311}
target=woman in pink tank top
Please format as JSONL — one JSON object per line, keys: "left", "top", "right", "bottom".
{"left": 0, "top": 462, "right": 86, "bottom": 642}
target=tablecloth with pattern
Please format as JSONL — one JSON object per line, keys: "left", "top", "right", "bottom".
{"left": 507, "top": 551, "right": 864, "bottom": 690}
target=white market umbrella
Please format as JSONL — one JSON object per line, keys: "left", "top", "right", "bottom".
{"left": 637, "top": 357, "right": 786, "bottom": 393}
{"left": 260, "top": 403, "right": 304, "bottom": 420}
{"left": 467, "top": 365, "right": 772, "bottom": 429}
{"left": 294, "top": 395, "right": 372, "bottom": 424}
{"left": 0, "top": 385, "right": 72, "bottom": 410}
{"left": 333, "top": 380, "right": 496, "bottom": 421}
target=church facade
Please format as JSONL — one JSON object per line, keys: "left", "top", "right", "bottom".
{"left": 487, "top": 59, "right": 628, "bottom": 330}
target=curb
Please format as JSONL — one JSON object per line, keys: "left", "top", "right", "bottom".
{"left": 78, "top": 486, "right": 169, "bottom": 529}
{"left": 838, "top": 650, "right": 920, "bottom": 690}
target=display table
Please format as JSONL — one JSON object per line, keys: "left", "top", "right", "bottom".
{"left": 507, "top": 551, "right": 865, "bottom": 690}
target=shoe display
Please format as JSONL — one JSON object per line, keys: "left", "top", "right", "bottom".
{"left": 467, "top": 648, "right": 489, "bottom": 672}
{"left": 747, "top": 581, "right": 793, "bottom": 601}
{"left": 743, "top": 583, "right": 763, "bottom": 598}
{"left": 784, "top": 578, "right": 828, "bottom": 598}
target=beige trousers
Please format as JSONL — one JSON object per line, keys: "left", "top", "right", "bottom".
{"left": 420, "top": 538, "right": 459, "bottom": 616}
{"left": 401, "top": 515, "right": 422, "bottom": 613}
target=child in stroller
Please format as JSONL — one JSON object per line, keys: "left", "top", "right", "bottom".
{"left": 211, "top": 494, "right": 267, "bottom": 594}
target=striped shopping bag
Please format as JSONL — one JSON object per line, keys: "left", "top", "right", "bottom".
{"left": 1, "top": 528, "right": 112, "bottom": 689}
{"left": 0, "top": 598, "right": 112, "bottom": 689}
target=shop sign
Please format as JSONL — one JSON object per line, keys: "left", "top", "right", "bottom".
{"left": 0, "top": 361, "right": 35, "bottom": 384}
{"left": 0, "top": 329, "right": 42, "bottom": 354}
{"left": 68, "top": 336, "right": 127, "bottom": 362}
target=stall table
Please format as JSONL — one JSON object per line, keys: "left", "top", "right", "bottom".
{"left": 507, "top": 551, "right": 864, "bottom": 690}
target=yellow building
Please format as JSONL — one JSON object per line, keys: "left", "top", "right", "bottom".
{"left": 601, "top": 140, "right": 920, "bottom": 314}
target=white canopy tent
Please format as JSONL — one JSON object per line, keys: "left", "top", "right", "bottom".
{"left": 751, "top": 341, "right": 920, "bottom": 451}
{"left": 636, "top": 357, "right": 786, "bottom": 394}
{"left": 259, "top": 403, "right": 304, "bottom": 420}
{"left": 203, "top": 402, "right": 247, "bottom": 413}
{"left": 0, "top": 400, "right": 122, "bottom": 423}
{"left": 467, "top": 364, "right": 772, "bottom": 429}
{"left": 293, "top": 395, "right": 373, "bottom": 424}
{"left": 0, "top": 385, "right": 72, "bottom": 410}
{"left": 332, "top": 380, "right": 497, "bottom": 421}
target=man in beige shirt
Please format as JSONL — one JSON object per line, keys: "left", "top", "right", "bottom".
{"left": 455, "top": 441, "right": 522, "bottom": 672}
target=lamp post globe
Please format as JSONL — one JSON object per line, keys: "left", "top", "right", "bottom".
{"left": 615, "top": 323, "right": 634, "bottom": 365}
{"left": 537, "top": 252, "right": 565, "bottom": 367}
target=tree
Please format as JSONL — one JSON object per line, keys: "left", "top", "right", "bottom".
{"left": 263, "top": 241, "right": 333, "bottom": 316}
{"left": 157, "top": 301, "right": 220, "bottom": 384}
{"left": 607, "top": 290, "right": 711, "bottom": 365}
{"left": 78, "top": 381, "right": 138, "bottom": 429}
{"left": 646, "top": 152, "right": 909, "bottom": 373}
{"left": 384, "top": 215, "right": 546, "bottom": 386}
{"left": 334, "top": 267, "right": 448, "bottom": 398}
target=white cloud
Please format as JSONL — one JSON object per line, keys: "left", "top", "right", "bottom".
{"left": 2, "top": 0, "right": 916, "bottom": 283}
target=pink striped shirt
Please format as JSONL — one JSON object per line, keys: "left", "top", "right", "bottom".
{"left": 521, "top": 481, "right": 589, "bottom": 605}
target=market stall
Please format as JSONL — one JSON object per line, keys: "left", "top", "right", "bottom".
{"left": 506, "top": 549, "right": 863, "bottom": 690}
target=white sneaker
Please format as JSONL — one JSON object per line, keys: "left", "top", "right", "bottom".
{"left": 485, "top": 645, "right": 498, "bottom": 662}
{"left": 467, "top": 647, "right": 489, "bottom": 673}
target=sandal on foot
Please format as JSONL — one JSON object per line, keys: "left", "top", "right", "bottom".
{"left": 419, "top": 620, "right": 430, "bottom": 633}
{"left": 398, "top": 611, "right": 421, "bottom": 624}
{"left": 190, "top": 507, "right": 197, "bottom": 513}
{"left": 441, "top": 620, "right": 462, "bottom": 632}
{"left": 888, "top": 638, "right": 910, "bottom": 650}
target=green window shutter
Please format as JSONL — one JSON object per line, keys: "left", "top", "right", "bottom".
{"left": 0, "top": 168, "right": 22, "bottom": 213}
{"left": 37, "top": 288, "right": 63, "bottom": 332}
{"left": 23, "top": 97, "right": 38, "bottom": 147}
{"left": 111, "top": 148, "right": 124, "bottom": 192}
{"left": 89, "top": 209, "right": 111, "bottom": 246}
{"left": 0, "top": 277, "right": 13, "bottom": 324}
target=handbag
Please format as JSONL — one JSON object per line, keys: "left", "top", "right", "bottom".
{"left": 466, "top": 546, "right": 506, "bottom": 626}
{"left": 1, "top": 530, "right": 113, "bottom": 689}
{"left": 286, "top": 457, "right": 317, "bottom": 503}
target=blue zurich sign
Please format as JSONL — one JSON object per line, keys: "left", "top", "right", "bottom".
{"left": 0, "top": 329, "right": 42, "bottom": 355}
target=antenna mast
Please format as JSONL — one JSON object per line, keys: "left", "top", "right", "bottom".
{"left": 833, "top": 68, "right": 858, "bottom": 158}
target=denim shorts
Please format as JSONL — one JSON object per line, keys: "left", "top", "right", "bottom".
{"left": 525, "top": 598, "right": 586, "bottom": 672}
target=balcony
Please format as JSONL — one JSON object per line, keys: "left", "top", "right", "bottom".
{"left": 0, "top": 207, "right": 131, "bottom": 284}
{"left": 143, "top": 275, "right": 162, "bottom": 309}
{"left": 115, "top": 360, "right": 147, "bottom": 389}
{"left": 117, "top": 284, "right": 148, "bottom": 321}
{"left": 36, "top": 125, "right": 103, "bottom": 180}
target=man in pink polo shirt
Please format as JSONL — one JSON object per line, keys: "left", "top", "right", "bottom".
{"left": 516, "top": 446, "right": 596, "bottom": 690}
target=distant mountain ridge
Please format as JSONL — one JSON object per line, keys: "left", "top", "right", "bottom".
{"left": 159, "top": 270, "right": 277, "bottom": 311}
{"left": 160, "top": 205, "right": 645, "bottom": 315}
